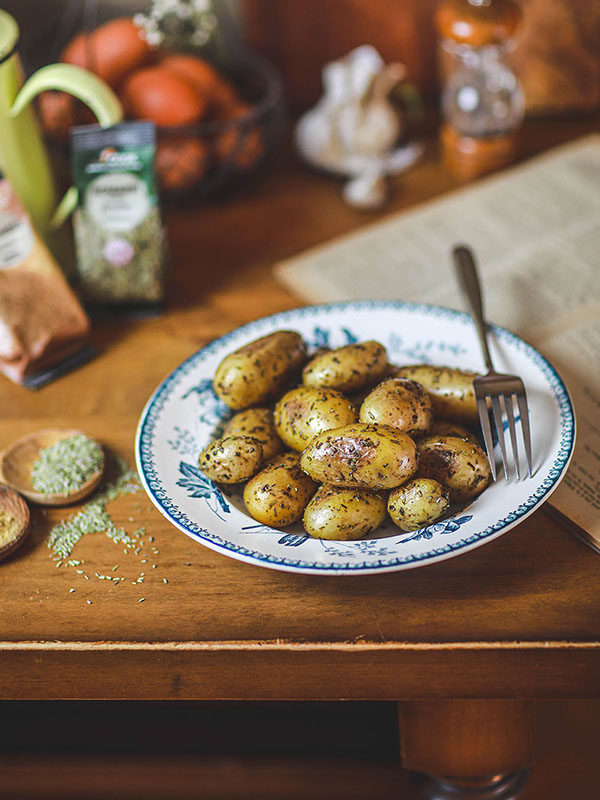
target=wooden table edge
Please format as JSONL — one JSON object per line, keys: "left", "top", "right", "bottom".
{"left": 3, "top": 639, "right": 600, "bottom": 700}
{"left": 3, "top": 639, "right": 600, "bottom": 651}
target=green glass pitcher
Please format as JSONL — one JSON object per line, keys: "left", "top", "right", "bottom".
{"left": 0, "top": 9, "right": 123, "bottom": 263}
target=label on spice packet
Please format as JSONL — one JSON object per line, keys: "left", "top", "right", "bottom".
{"left": 0, "top": 211, "right": 34, "bottom": 268}
{"left": 71, "top": 122, "right": 167, "bottom": 305}
{"left": 0, "top": 180, "right": 34, "bottom": 268}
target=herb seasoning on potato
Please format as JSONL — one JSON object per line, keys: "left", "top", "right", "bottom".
{"left": 303, "top": 485, "right": 387, "bottom": 540}
{"left": 274, "top": 386, "right": 357, "bottom": 452}
{"left": 395, "top": 364, "right": 479, "bottom": 425}
{"left": 418, "top": 435, "right": 491, "bottom": 502}
{"left": 300, "top": 422, "right": 419, "bottom": 490}
{"left": 243, "top": 453, "right": 316, "bottom": 527}
{"left": 213, "top": 331, "right": 307, "bottom": 410}
{"left": 388, "top": 478, "right": 450, "bottom": 531}
{"left": 427, "top": 419, "right": 476, "bottom": 441}
{"left": 302, "top": 340, "right": 389, "bottom": 393}
{"left": 198, "top": 436, "right": 263, "bottom": 484}
{"left": 223, "top": 408, "right": 283, "bottom": 462}
{"left": 359, "top": 377, "right": 433, "bottom": 436}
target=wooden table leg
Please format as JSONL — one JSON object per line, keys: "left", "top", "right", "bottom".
{"left": 399, "top": 700, "right": 534, "bottom": 799}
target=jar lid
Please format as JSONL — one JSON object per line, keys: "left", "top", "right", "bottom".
{"left": 436, "top": 0, "right": 522, "bottom": 47}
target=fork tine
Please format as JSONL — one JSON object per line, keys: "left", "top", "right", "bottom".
{"left": 490, "top": 395, "right": 509, "bottom": 480}
{"left": 477, "top": 396, "right": 497, "bottom": 481}
{"left": 504, "top": 394, "right": 521, "bottom": 480}
{"left": 516, "top": 392, "right": 533, "bottom": 478}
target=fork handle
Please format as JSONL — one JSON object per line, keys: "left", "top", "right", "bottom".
{"left": 453, "top": 245, "right": 495, "bottom": 373}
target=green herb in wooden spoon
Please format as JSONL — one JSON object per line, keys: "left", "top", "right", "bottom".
{"left": 32, "top": 434, "right": 104, "bottom": 496}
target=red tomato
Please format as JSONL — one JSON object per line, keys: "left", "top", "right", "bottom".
{"left": 120, "top": 67, "right": 208, "bottom": 126}
{"left": 61, "top": 18, "right": 152, "bottom": 89}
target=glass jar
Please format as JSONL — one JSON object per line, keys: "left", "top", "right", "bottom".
{"left": 436, "top": 0, "right": 524, "bottom": 178}
{"left": 442, "top": 41, "right": 524, "bottom": 138}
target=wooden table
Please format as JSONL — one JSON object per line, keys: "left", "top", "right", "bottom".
{"left": 2, "top": 117, "right": 600, "bottom": 798}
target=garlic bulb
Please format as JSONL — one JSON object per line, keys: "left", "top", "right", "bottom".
{"left": 295, "top": 46, "right": 422, "bottom": 209}
{"left": 337, "top": 64, "right": 405, "bottom": 159}
{"left": 296, "top": 109, "right": 344, "bottom": 172}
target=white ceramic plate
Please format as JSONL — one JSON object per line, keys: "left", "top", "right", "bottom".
{"left": 135, "top": 301, "right": 575, "bottom": 575}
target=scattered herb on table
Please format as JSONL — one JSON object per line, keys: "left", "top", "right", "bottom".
{"left": 32, "top": 434, "right": 103, "bottom": 496}
{"left": 46, "top": 454, "right": 171, "bottom": 602}
{"left": 47, "top": 456, "right": 140, "bottom": 561}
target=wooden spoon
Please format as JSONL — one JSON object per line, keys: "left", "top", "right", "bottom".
{"left": 0, "top": 485, "right": 30, "bottom": 562}
{"left": 0, "top": 429, "right": 104, "bottom": 506}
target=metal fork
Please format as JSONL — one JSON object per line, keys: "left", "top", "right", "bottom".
{"left": 453, "top": 245, "right": 533, "bottom": 480}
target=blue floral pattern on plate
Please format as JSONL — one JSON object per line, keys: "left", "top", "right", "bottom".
{"left": 176, "top": 461, "right": 230, "bottom": 521}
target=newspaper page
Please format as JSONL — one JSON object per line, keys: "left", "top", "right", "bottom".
{"left": 538, "top": 309, "right": 600, "bottom": 549}
{"left": 275, "top": 134, "right": 600, "bottom": 545}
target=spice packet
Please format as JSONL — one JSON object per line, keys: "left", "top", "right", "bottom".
{"left": 70, "top": 121, "right": 168, "bottom": 307}
{"left": 0, "top": 172, "right": 93, "bottom": 387}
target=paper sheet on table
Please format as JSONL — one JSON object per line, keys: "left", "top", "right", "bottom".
{"left": 275, "top": 134, "right": 600, "bottom": 547}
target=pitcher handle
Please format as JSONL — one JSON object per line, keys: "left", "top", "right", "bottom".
{"left": 10, "top": 63, "right": 123, "bottom": 227}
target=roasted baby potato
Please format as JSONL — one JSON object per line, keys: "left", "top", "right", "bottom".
{"left": 274, "top": 386, "right": 358, "bottom": 452}
{"left": 300, "top": 423, "right": 418, "bottom": 489}
{"left": 388, "top": 478, "right": 450, "bottom": 532}
{"left": 302, "top": 340, "right": 389, "bottom": 393}
{"left": 223, "top": 407, "right": 283, "bottom": 461}
{"left": 418, "top": 435, "right": 490, "bottom": 502}
{"left": 359, "top": 377, "right": 433, "bottom": 436}
{"left": 395, "top": 364, "right": 478, "bottom": 425}
{"left": 213, "top": 330, "right": 307, "bottom": 410}
{"left": 303, "top": 485, "right": 387, "bottom": 540}
{"left": 428, "top": 418, "right": 476, "bottom": 441}
{"left": 243, "top": 452, "right": 317, "bottom": 527}
{"left": 198, "top": 435, "right": 263, "bottom": 484}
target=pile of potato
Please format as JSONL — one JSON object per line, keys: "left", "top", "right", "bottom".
{"left": 198, "top": 330, "right": 491, "bottom": 541}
